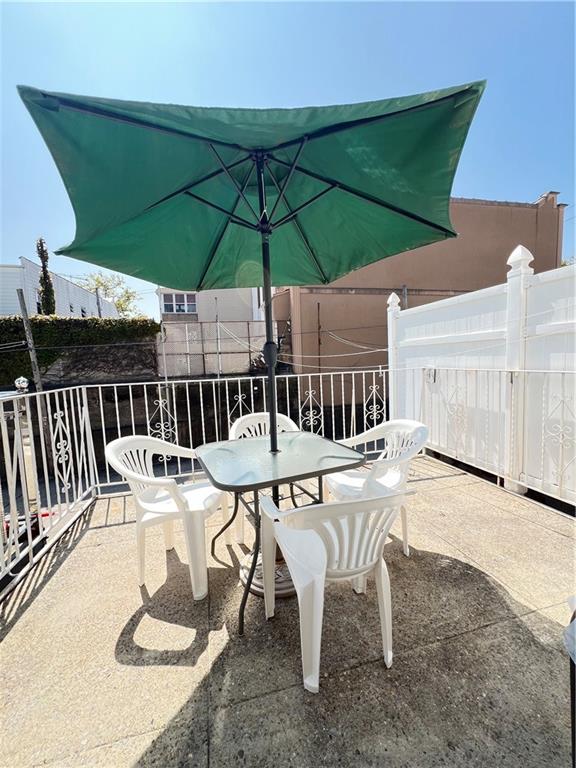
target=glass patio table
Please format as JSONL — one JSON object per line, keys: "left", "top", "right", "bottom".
{"left": 195, "top": 431, "right": 365, "bottom": 635}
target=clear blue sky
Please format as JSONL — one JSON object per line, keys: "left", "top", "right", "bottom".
{"left": 1, "top": 1, "right": 574, "bottom": 319}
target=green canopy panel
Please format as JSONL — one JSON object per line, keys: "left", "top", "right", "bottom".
{"left": 19, "top": 81, "right": 485, "bottom": 290}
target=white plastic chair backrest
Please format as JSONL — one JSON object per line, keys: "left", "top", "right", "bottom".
{"left": 280, "top": 493, "right": 405, "bottom": 576}
{"left": 229, "top": 411, "right": 299, "bottom": 439}
{"left": 368, "top": 420, "right": 428, "bottom": 490}
{"left": 105, "top": 436, "right": 176, "bottom": 499}
{"left": 343, "top": 420, "right": 427, "bottom": 494}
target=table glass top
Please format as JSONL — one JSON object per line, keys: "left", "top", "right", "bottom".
{"left": 195, "top": 431, "right": 365, "bottom": 492}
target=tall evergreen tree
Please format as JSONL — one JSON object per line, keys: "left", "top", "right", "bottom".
{"left": 36, "top": 238, "right": 56, "bottom": 315}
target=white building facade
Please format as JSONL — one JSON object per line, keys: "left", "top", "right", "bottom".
{"left": 0, "top": 257, "right": 118, "bottom": 318}
{"left": 157, "top": 285, "right": 264, "bottom": 323}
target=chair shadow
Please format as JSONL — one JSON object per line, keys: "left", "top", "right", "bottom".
{"left": 114, "top": 539, "right": 251, "bottom": 669}
{"left": 115, "top": 548, "right": 211, "bottom": 668}
{"left": 130, "top": 540, "right": 571, "bottom": 767}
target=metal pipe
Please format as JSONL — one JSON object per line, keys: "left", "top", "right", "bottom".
{"left": 255, "top": 152, "right": 279, "bottom": 454}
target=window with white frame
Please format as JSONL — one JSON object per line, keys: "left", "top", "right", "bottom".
{"left": 162, "top": 292, "right": 197, "bottom": 314}
{"left": 80, "top": 306, "right": 87, "bottom": 318}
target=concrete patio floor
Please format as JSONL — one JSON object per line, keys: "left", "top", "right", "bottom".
{"left": 1, "top": 456, "right": 573, "bottom": 767}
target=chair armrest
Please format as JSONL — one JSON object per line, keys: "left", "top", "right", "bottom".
{"left": 147, "top": 476, "right": 188, "bottom": 512}
{"left": 163, "top": 479, "right": 188, "bottom": 512}
{"left": 259, "top": 495, "right": 281, "bottom": 521}
{"left": 158, "top": 443, "right": 197, "bottom": 461}
{"left": 119, "top": 467, "right": 188, "bottom": 512}
{"left": 339, "top": 435, "right": 362, "bottom": 448}
{"left": 339, "top": 423, "right": 388, "bottom": 449}
{"left": 259, "top": 494, "right": 300, "bottom": 524}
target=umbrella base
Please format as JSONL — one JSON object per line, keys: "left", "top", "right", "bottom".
{"left": 239, "top": 552, "right": 295, "bottom": 597}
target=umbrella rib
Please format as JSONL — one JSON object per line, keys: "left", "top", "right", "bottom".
{"left": 209, "top": 144, "right": 260, "bottom": 222}
{"left": 270, "top": 155, "right": 455, "bottom": 236}
{"left": 267, "top": 165, "right": 329, "bottom": 284}
{"left": 272, "top": 186, "right": 336, "bottom": 228}
{"left": 184, "top": 191, "right": 258, "bottom": 230}
{"left": 271, "top": 87, "right": 476, "bottom": 151}
{"left": 144, "top": 156, "right": 251, "bottom": 213}
{"left": 47, "top": 94, "right": 249, "bottom": 150}
{"left": 197, "top": 165, "right": 255, "bottom": 290}
{"left": 268, "top": 138, "right": 307, "bottom": 222}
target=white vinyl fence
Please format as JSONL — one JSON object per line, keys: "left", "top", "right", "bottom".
{"left": 388, "top": 246, "right": 575, "bottom": 504}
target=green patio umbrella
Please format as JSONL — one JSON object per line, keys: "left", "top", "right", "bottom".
{"left": 19, "top": 80, "right": 484, "bottom": 452}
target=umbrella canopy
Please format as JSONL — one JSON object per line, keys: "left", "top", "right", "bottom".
{"left": 19, "top": 80, "right": 484, "bottom": 452}
{"left": 19, "top": 82, "right": 484, "bottom": 290}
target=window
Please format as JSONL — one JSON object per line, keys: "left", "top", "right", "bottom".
{"left": 80, "top": 306, "right": 87, "bottom": 318}
{"left": 36, "top": 291, "right": 42, "bottom": 314}
{"left": 69, "top": 303, "right": 74, "bottom": 314}
{"left": 162, "top": 292, "right": 196, "bottom": 314}
{"left": 186, "top": 293, "right": 197, "bottom": 313}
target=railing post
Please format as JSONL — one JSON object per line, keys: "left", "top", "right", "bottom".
{"left": 387, "top": 292, "right": 401, "bottom": 420}
{"left": 504, "top": 245, "right": 533, "bottom": 494}
{"left": 81, "top": 387, "right": 98, "bottom": 495}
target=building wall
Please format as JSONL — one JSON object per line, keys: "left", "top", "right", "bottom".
{"left": 274, "top": 193, "right": 565, "bottom": 373}
{"left": 0, "top": 266, "right": 24, "bottom": 315}
{"left": 158, "top": 285, "right": 258, "bottom": 324}
{"left": 197, "top": 287, "right": 257, "bottom": 322}
{"left": 0, "top": 258, "right": 117, "bottom": 318}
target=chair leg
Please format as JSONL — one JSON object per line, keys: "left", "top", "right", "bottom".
{"left": 375, "top": 559, "right": 393, "bottom": 668}
{"left": 163, "top": 520, "right": 175, "bottom": 550}
{"left": 136, "top": 524, "right": 146, "bottom": 587}
{"left": 182, "top": 512, "right": 208, "bottom": 600}
{"left": 297, "top": 577, "right": 325, "bottom": 694}
{"left": 261, "top": 515, "right": 276, "bottom": 620}
{"left": 352, "top": 575, "right": 367, "bottom": 594}
{"left": 401, "top": 505, "right": 409, "bottom": 556}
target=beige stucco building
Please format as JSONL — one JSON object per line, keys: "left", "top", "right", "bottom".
{"left": 273, "top": 192, "right": 566, "bottom": 373}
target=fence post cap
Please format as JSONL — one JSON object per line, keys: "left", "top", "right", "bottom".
{"left": 507, "top": 245, "right": 534, "bottom": 273}
{"left": 387, "top": 292, "right": 401, "bottom": 309}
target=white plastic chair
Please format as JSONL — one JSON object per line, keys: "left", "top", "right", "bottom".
{"left": 227, "top": 412, "right": 299, "bottom": 541}
{"left": 105, "top": 435, "right": 228, "bottom": 600}
{"left": 229, "top": 411, "right": 299, "bottom": 440}
{"left": 261, "top": 491, "right": 405, "bottom": 693}
{"left": 325, "top": 420, "right": 428, "bottom": 557}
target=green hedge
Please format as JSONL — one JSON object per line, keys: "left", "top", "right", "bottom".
{"left": 0, "top": 315, "right": 160, "bottom": 387}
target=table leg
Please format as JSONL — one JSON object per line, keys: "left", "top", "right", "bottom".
{"left": 210, "top": 493, "right": 240, "bottom": 558}
{"left": 289, "top": 482, "right": 299, "bottom": 507}
{"left": 238, "top": 492, "right": 260, "bottom": 636}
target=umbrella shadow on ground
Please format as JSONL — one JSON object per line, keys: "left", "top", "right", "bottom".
{"left": 124, "top": 540, "right": 571, "bottom": 768}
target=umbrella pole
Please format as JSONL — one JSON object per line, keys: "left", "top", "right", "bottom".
{"left": 262, "top": 236, "right": 279, "bottom": 454}
{"left": 256, "top": 152, "right": 279, "bottom": 454}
